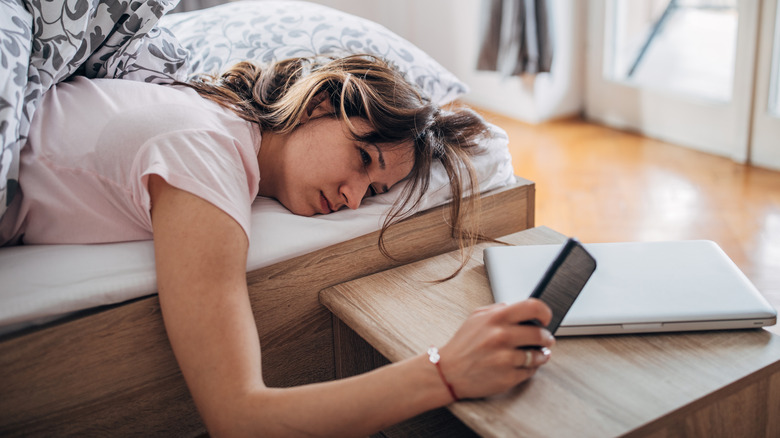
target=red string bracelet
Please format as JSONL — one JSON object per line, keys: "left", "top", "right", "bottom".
{"left": 427, "top": 346, "right": 459, "bottom": 402}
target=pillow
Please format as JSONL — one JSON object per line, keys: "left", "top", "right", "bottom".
{"left": 160, "top": 0, "right": 469, "bottom": 105}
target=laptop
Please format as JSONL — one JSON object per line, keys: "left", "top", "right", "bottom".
{"left": 483, "top": 240, "right": 777, "bottom": 336}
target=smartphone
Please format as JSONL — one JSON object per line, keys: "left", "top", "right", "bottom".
{"left": 527, "top": 238, "right": 597, "bottom": 334}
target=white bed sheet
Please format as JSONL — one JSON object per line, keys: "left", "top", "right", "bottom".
{"left": 0, "top": 123, "right": 514, "bottom": 335}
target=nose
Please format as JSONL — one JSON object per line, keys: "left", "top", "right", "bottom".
{"left": 340, "top": 175, "right": 370, "bottom": 210}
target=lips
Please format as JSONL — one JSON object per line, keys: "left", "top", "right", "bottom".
{"left": 320, "top": 192, "right": 333, "bottom": 214}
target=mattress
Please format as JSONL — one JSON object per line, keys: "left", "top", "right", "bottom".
{"left": 0, "top": 123, "right": 514, "bottom": 335}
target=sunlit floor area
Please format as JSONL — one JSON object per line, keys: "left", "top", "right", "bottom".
{"left": 477, "top": 109, "right": 780, "bottom": 334}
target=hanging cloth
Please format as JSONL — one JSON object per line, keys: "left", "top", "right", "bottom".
{"left": 477, "top": 0, "right": 554, "bottom": 76}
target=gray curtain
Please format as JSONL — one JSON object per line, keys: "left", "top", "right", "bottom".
{"left": 477, "top": 0, "right": 554, "bottom": 76}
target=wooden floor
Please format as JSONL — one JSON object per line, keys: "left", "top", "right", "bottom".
{"left": 476, "top": 109, "right": 780, "bottom": 333}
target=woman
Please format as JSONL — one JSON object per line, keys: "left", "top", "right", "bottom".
{"left": 1, "top": 54, "right": 554, "bottom": 436}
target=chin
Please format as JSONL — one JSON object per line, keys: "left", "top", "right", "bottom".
{"left": 278, "top": 199, "right": 316, "bottom": 217}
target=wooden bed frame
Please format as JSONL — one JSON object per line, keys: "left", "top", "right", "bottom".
{"left": 0, "top": 177, "right": 534, "bottom": 436}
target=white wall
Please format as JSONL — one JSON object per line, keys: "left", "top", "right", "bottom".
{"left": 311, "top": 0, "right": 587, "bottom": 124}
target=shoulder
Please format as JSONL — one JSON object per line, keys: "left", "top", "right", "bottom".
{"left": 63, "top": 78, "right": 257, "bottom": 145}
{"left": 50, "top": 77, "right": 211, "bottom": 113}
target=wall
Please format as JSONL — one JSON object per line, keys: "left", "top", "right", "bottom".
{"left": 311, "top": 0, "right": 587, "bottom": 124}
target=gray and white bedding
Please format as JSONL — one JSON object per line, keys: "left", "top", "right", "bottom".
{"left": 0, "top": 0, "right": 515, "bottom": 335}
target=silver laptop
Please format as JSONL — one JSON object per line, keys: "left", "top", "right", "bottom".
{"left": 484, "top": 240, "right": 777, "bottom": 336}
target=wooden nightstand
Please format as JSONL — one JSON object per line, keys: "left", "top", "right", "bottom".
{"left": 320, "top": 227, "right": 780, "bottom": 437}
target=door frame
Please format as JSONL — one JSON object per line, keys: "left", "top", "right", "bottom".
{"left": 750, "top": 0, "right": 780, "bottom": 171}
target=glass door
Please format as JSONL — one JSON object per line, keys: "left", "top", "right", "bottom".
{"left": 751, "top": 0, "right": 780, "bottom": 170}
{"left": 585, "top": 0, "right": 760, "bottom": 163}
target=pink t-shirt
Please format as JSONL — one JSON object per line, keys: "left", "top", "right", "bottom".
{"left": 1, "top": 77, "right": 261, "bottom": 245}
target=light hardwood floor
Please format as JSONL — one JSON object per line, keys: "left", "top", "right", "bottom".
{"left": 476, "top": 109, "right": 780, "bottom": 332}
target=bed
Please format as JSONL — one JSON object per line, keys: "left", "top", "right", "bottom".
{"left": 0, "top": 1, "right": 535, "bottom": 435}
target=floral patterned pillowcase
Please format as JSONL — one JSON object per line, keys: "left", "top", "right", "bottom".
{"left": 160, "top": 0, "right": 469, "bottom": 105}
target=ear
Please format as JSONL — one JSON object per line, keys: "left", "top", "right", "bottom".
{"left": 300, "top": 92, "right": 334, "bottom": 123}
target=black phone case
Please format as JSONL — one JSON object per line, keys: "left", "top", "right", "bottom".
{"left": 529, "top": 238, "right": 597, "bottom": 334}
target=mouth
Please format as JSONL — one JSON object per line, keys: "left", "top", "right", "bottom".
{"left": 320, "top": 192, "right": 333, "bottom": 214}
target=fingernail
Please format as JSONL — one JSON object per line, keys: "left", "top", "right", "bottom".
{"left": 541, "top": 347, "right": 551, "bottom": 357}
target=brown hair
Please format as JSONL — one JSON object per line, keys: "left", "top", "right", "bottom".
{"left": 183, "top": 54, "right": 490, "bottom": 278}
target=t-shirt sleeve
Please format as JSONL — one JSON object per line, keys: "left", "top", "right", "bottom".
{"left": 133, "top": 130, "right": 256, "bottom": 240}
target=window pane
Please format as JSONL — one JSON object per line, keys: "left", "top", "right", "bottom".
{"left": 607, "top": 0, "right": 739, "bottom": 102}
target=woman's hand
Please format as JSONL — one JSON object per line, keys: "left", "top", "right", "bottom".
{"left": 437, "top": 299, "right": 555, "bottom": 400}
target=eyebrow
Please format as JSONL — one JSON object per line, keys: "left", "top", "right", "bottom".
{"left": 368, "top": 143, "right": 386, "bottom": 170}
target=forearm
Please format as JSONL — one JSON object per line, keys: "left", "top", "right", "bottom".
{"left": 221, "top": 354, "right": 452, "bottom": 437}
{"left": 149, "top": 181, "right": 553, "bottom": 437}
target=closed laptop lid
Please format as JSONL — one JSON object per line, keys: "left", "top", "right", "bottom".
{"left": 484, "top": 240, "right": 777, "bottom": 335}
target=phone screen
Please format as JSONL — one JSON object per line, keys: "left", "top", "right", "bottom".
{"left": 528, "top": 238, "right": 597, "bottom": 334}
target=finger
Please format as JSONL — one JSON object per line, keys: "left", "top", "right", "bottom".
{"left": 495, "top": 299, "right": 550, "bottom": 325}
{"left": 503, "top": 324, "right": 555, "bottom": 349}
{"left": 516, "top": 347, "right": 552, "bottom": 369}
{"left": 499, "top": 299, "right": 553, "bottom": 327}
{"left": 511, "top": 365, "right": 538, "bottom": 384}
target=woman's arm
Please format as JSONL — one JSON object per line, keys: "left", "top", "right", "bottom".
{"left": 149, "top": 175, "right": 554, "bottom": 437}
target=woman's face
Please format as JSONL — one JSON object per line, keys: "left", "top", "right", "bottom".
{"left": 258, "top": 112, "right": 415, "bottom": 217}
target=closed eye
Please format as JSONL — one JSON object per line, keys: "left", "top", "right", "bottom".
{"left": 358, "top": 147, "right": 372, "bottom": 167}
